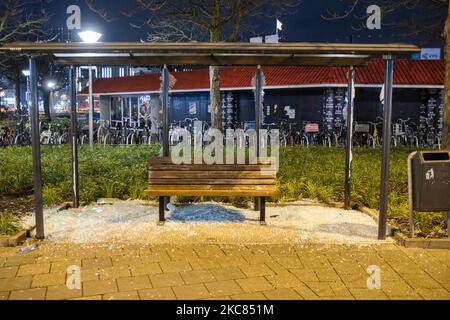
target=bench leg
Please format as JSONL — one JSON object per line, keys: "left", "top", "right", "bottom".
{"left": 158, "top": 196, "right": 166, "bottom": 224}
{"left": 254, "top": 197, "right": 261, "bottom": 211}
{"left": 260, "top": 197, "right": 266, "bottom": 225}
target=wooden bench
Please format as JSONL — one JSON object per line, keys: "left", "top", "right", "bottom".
{"left": 144, "top": 157, "right": 280, "bottom": 223}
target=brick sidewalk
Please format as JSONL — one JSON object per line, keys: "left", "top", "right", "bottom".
{"left": 0, "top": 242, "right": 449, "bottom": 300}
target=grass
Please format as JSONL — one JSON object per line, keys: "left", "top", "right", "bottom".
{"left": 0, "top": 213, "right": 22, "bottom": 236}
{"left": 0, "top": 144, "right": 447, "bottom": 237}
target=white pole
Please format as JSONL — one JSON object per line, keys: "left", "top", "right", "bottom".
{"left": 89, "top": 66, "right": 94, "bottom": 151}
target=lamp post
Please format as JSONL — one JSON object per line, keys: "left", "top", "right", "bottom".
{"left": 78, "top": 30, "right": 102, "bottom": 151}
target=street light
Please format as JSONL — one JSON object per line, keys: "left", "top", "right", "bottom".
{"left": 78, "top": 31, "right": 102, "bottom": 43}
{"left": 77, "top": 30, "right": 102, "bottom": 151}
{"left": 46, "top": 80, "right": 56, "bottom": 90}
{"left": 22, "top": 70, "right": 30, "bottom": 76}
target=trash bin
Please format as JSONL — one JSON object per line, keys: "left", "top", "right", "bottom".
{"left": 411, "top": 151, "right": 450, "bottom": 212}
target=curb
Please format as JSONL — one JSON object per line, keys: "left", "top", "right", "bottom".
{"left": 0, "top": 230, "right": 27, "bottom": 247}
{"left": 394, "top": 231, "right": 450, "bottom": 249}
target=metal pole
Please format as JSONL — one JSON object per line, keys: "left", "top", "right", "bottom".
{"left": 344, "top": 66, "right": 355, "bottom": 210}
{"left": 88, "top": 66, "right": 94, "bottom": 151}
{"left": 162, "top": 65, "right": 170, "bottom": 157}
{"left": 255, "top": 65, "right": 263, "bottom": 156}
{"left": 407, "top": 152, "right": 417, "bottom": 238}
{"left": 29, "top": 57, "right": 44, "bottom": 239}
{"left": 70, "top": 65, "right": 80, "bottom": 208}
{"left": 254, "top": 65, "right": 263, "bottom": 212}
{"left": 378, "top": 57, "right": 395, "bottom": 240}
{"left": 161, "top": 65, "right": 170, "bottom": 210}
{"left": 128, "top": 96, "right": 132, "bottom": 126}
{"left": 121, "top": 97, "right": 124, "bottom": 127}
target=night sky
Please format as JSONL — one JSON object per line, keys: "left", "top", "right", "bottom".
{"left": 44, "top": 0, "right": 444, "bottom": 47}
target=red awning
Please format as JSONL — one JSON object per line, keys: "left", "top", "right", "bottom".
{"left": 80, "top": 59, "right": 444, "bottom": 95}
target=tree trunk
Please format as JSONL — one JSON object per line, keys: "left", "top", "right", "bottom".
{"left": 443, "top": 3, "right": 450, "bottom": 149}
{"left": 209, "top": 65, "right": 222, "bottom": 130}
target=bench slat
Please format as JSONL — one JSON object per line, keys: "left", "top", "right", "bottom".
{"left": 149, "top": 170, "right": 276, "bottom": 179}
{"left": 144, "top": 185, "right": 280, "bottom": 197}
{"left": 149, "top": 164, "right": 274, "bottom": 171}
{"left": 149, "top": 178, "right": 276, "bottom": 185}
{"left": 149, "top": 157, "right": 276, "bottom": 165}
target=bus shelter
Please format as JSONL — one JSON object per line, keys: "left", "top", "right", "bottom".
{"left": 0, "top": 42, "right": 419, "bottom": 240}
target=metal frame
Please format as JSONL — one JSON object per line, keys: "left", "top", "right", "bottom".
{"left": 344, "top": 66, "right": 355, "bottom": 210}
{"left": 378, "top": 57, "right": 395, "bottom": 240}
{"left": 0, "top": 41, "right": 418, "bottom": 239}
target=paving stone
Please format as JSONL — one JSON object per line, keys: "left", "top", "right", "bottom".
{"left": 46, "top": 284, "right": 82, "bottom": 300}
{"left": 32, "top": 272, "right": 66, "bottom": 288}
{"left": 194, "top": 245, "right": 225, "bottom": 258}
{"left": 300, "top": 256, "right": 332, "bottom": 269}
{"left": 4, "top": 255, "right": 37, "bottom": 267}
{"left": 17, "top": 263, "right": 50, "bottom": 276}
{"left": 117, "top": 275, "right": 152, "bottom": 291}
{"left": 244, "top": 253, "right": 273, "bottom": 265}
{"left": 293, "top": 284, "right": 321, "bottom": 300}
{"left": 0, "top": 266, "right": 18, "bottom": 279}
{"left": 160, "top": 260, "right": 192, "bottom": 273}
{"left": 236, "top": 277, "right": 274, "bottom": 293}
{"left": 349, "top": 288, "right": 389, "bottom": 300}
{"left": 416, "top": 288, "right": 450, "bottom": 300}
{"left": 380, "top": 281, "right": 416, "bottom": 297}
{"left": 263, "top": 288, "right": 303, "bottom": 300}
{"left": 98, "top": 265, "right": 132, "bottom": 280}
{"left": 231, "top": 292, "right": 266, "bottom": 300}
{"left": 82, "top": 257, "right": 112, "bottom": 269}
{"left": 104, "top": 291, "right": 140, "bottom": 300}
{"left": 210, "top": 267, "right": 246, "bottom": 281}
{"left": 50, "top": 260, "right": 81, "bottom": 273}
{"left": 218, "top": 256, "right": 248, "bottom": 268}
{"left": 173, "top": 283, "right": 211, "bottom": 300}
{"left": 189, "top": 258, "right": 220, "bottom": 270}
{"left": 401, "top": 273, "right": 443, "bottom": 289}
{"left": 0, "top": 276, "right": 32, "bottom": 291}
{"left": 83, "top": 279, "right": 117, "bottom": 296}
{"left": 150, "top": 272, "right": 184, "bottom": 288}
{"left": 389, "top": 295, "right": 423, "bottom": 300}
{"left": 323, "top": 296, "right": 355, "bottom": 300}
{"left": 290, "top": 269, "right": 319, "bottom": 282}
{"left": 267, "top": 245, "right": 296, "bottom": 257}
{"left": 139, "top": 287, "right": 176, "bottom": 300}
{"left": 71, "top": 295, "right": 102, "bottom": 300}
{"left": 205, "top": 280, "right": 243, "bottom": 297}
{"left": 274, "top": 256, "right": 303, "bottom": 269}
{"left": 266, "top": 272, "right": 303, "bottom": 288}
{"left": 328, "top": 281, "right": 352, "bottom": 297}
{"left": 0, "top": 291, "right": 9, "bottom": 300}
{"left": 166, "top": 248, "right": 199, "bottom": 261}
{"left": 180, "top": 269, "right": 216, "bottom": 284}
{"left": 239, "top": 264, "right": 274, "bottom": 277}
{"left": 140, "top": 251, "right": 171, "bottom": 263}
{"left": 129, "top": 262, "right": 162, "bottom": 276}
{"left": 339, "top": 273, "right": 367, "bottom": 289}
{"left": 9, "top": 288, "right": 46, "bottom": 300}
{"left": 304, "top": 282, "right": 335, "bottom": 297}
{"left": 314, "top": 267, "right": 342, "bottom": 282}
{"left": 79, "top": 268, "right": 101, "bottom": 282}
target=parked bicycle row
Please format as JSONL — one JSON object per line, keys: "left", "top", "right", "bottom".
{"left": 0, "top": 116, "right": 443, "bottom": 149}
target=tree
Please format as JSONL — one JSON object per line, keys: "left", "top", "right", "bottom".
{"left": 0, "top": 0, "right": 50, "bottom": 115}
{"left": 87, "top": 0, "right": 301, "bottom": 130}
{"left": 322, "top": 0, "right": 450, "bottom": 149}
